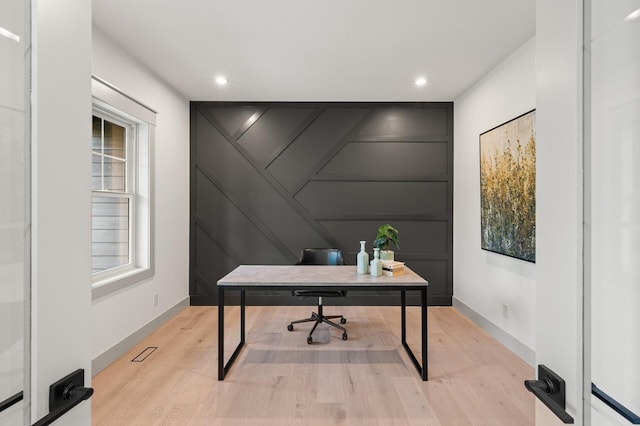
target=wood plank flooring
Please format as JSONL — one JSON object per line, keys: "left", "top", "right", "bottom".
{"left": 92, "top": 306, "right": 534, "bottom": 425}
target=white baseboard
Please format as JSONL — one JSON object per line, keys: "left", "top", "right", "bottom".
{"left": 92, "top": 296, "right": 190, "bottom": 376}
{"left": 452, "top": 296, "right": 535, "bottom": 367}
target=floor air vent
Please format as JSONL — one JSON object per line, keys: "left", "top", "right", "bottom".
{"left": 132, "top": 347, "right": 158, "bottom": 362}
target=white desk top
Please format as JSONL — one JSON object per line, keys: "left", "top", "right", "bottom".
{"left": 217, "top": 265, "right": 428, "bottom": 287}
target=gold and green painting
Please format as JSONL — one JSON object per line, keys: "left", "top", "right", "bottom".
{"left": 479, "top": 110, "right": 536, "bottom": 262}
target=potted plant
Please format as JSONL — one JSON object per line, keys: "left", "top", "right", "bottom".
{"left": 373, "top": 224, "right": 399, "bottom": 261}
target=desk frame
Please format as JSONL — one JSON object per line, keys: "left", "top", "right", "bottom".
{"left": 217, "top": 268, "right": 428, "bottom": 381}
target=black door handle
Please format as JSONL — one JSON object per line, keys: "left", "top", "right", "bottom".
{"left": 32, "top": 369, "right": 93, "bottom": 426}
{"left": 524, "top": 365, "right": 574, "bottom": 424}
{"left": 0, "top": 391, "right": 23, "bottom": 414}
{"left": 525, "top": 377, "right": 555, "bottom": 394}
{"left": 592, "top": 383, "right": 640, "bottom": 424}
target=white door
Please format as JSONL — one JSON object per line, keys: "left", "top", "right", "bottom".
{"left": 535, "top": 0, "right": 585, "bottom": 424}
{"left": 535, "top": 1, "right": 640, "bottom": 425}
{"left": 586, "top": 0, "right": 640, "bottom": 424}
{"left": 0, "top": 0, "right": 28, "bottom": 424}
{"left": 18, "top": 1, "right": 93, "bottom": 425}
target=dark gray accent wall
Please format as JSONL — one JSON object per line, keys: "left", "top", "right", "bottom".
{"left": 190, "top": 102, "right": 453, "bottom": 306}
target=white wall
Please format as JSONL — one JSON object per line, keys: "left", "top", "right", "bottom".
{"left": 453, "top": 37, "right": 536, "bottom": 362}
{"left": 91, "top": 29, "right": 190, "bottom": 365}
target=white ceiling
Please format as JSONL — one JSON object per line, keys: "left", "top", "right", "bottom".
{"left": 92, "top": 0, "right": 535, "bottom": 102}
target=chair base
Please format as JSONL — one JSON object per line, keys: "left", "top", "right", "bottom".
{"left": 287, "top": 310, "right": 348, "bottom": 343}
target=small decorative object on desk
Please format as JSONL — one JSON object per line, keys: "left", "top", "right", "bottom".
{"left": 381, "top": 260, "right": 405, "bottom": 277}
{"left": 356, "top": 240, "right": 369, "bottom": 274}
{"left": 370, "top": 248, "right": 382, "bottom": 277}
{"left": 374, "top": 224, "right": 399, "bottom": 261}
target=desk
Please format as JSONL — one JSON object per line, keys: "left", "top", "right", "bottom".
{"left": 217, "top": 265, "right": 429, "bottom": 381}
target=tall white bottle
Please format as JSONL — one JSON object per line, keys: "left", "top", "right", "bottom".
{"left": 357, "top": 240, "right": 369, "bottom": 274}
{"left": 370, "top": 248, "right": 382, "bottom": 277}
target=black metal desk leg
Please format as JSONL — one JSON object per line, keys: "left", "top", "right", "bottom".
{"left": 421, "top": 287, "right": 428, "bottom": 381}
{"left": 217, "top": 287, "right": 246, "bottom": 381}
{"left": 401, "top": 290, "right": 406, "bottom": 343}
{"left": 400, "top": 288, "right": 428, "bottom": 381}
{"left": 240, "top": 290, "right": 245, "bottom": 343}
{"left": 218, "top": 287, "right": 225, "bottom": 380}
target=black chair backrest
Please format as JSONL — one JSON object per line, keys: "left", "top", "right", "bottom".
{"left": 296, "top": 248, "right": 345, "bottom": 265}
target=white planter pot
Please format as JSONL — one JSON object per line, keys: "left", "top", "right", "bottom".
{"left": 380, "top": 250, "right": 394, "bottom": 261}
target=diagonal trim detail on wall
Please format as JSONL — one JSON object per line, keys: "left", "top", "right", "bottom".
{"left": 289, "top": 107, "right": 376, "bottom": 195}
{"left": 198, "top": 106, "right": 341, "bottom": 251}
{"left": 190, "top": 102, "right": 454, "bottom": 306}
{"left": 263, "top": 107, "right": 326, "bottom": 170}
{"left": 194, "top": 164, "right": 298, "bottom": 262}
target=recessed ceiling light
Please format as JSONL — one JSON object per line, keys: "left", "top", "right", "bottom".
{"left": 0, "top": 26, "right": 20, "bottom": 42}
{"left": 414, "top": 77, "right": 427, "bottom": 87}
{"left": 624, "top": 8, "right": 640, "bottom": 21}
{"left": 215, "top": 76, "right": 228, "bottom": 86}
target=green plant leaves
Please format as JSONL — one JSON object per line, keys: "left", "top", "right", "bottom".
{"left": 374, "top": 224, "right": 399, "bottom": 251}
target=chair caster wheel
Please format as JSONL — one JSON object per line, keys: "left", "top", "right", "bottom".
{"left": 340, "top": 318, "right": 347, "bottom": 324}
{"left": 342, "top": 333, "right": 348, "bottom": 340}
{"left": 307, "top": 336, "right": 313, "bottom": 344}
{"left": 287, "top": 324, "right": 293, "bottom": 331}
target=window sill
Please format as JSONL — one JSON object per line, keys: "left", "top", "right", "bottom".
{"left": 92, "top": 266, "right": 153, "bottom": 300}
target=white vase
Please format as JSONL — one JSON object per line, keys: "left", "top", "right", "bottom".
{"left": 356, "top": 241, "right": 369, "bottom": 274}
{"left": 370, "top": 248, "right": 382, "bottom": 277}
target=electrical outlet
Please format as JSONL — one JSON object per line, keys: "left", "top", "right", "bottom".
{"left": 502, "top": 304, "right": 509, "bottom": 319}
{"left": 153, "top": 293, "right": 159, "bottom": 307}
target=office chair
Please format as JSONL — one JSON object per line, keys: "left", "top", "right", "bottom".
{"left": 287, "top": 248, "right": 348, "bottom": 344}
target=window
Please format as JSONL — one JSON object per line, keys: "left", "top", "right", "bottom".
{"left": 92, "top": 112, "right": 133, "bottom": 274}
{"left": 91, "top": 77, "right": 155, "bottom": 298}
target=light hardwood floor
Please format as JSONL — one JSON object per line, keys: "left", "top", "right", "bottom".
{"left": 92, "top": 306, "right": 534, "bottom": 425}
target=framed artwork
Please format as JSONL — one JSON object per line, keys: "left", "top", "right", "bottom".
{"left": 479, "top": 109, "right": 536, "bottom": 262}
